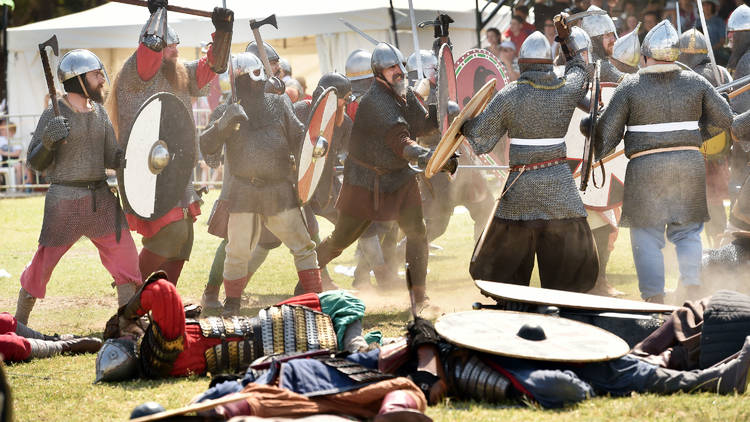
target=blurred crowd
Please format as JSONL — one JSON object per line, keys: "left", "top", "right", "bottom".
{"left": 485, "top": 0, "right": 742, "bottom": 80}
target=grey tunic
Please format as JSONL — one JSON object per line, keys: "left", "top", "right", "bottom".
{"left": 594, "top": 64, "right": 734, "bottom": 228}
{"left": 29, "top": 99, "right": 126, "bottom": 246}
{"left": 462, "top": 58, "right": 590, "bottom": 221}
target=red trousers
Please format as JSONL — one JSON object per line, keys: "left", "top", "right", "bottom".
{"left": 20, "top": 230, "right": 141, "bottom": 298}
{"left": 0, "top": 313, "right": 31, "bottom": 362}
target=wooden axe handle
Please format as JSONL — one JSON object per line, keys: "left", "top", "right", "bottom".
{"left": 38, "top": 45, "right": 59, "bottom": 116}
{"left": 110, "top": 0, "right": 212, "bottom": 18}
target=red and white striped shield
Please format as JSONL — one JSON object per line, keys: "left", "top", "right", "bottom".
{"left": 297, "top": 87, "right": 338, "bottom": 204}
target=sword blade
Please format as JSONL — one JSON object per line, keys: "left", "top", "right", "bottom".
{"left": 717, "top": 73, "right": 750, "bottom": 93}
{"left": 696, "top": 0, "right": 724, "bottom": 84}
{"left": 566, "top": 9, "right": 607, "bottom": 23}
{"left": 338, "top": 18, "right": 380, "bottom": 46}
{"left": 407, "top": 0, "right": 423, "bottom": 80}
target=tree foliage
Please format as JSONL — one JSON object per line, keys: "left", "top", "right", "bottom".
{"left": 10, "top": 0, "right": 107, "bottom": 27}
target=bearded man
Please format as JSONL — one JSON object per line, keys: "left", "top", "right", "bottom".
{"left": 107, "top": 0, "right": 233, "bottom": 284}
{"left": 14, "top": 50, "right": 141, "bottom": 325}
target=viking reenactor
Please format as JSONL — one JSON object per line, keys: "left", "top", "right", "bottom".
{"left": 581, "top": 5, "right": 625, "bottom": 83}
{"left": 95, "top": 274, "right": 367, "bottom": 382}
{"left": 408, "top": 50, "right": 495, "bottom": 244}
{"left": 727, "top": 5, "right": 750, "bottom": 204}
{"left": 245, "top": 41, "right": 286, "bottom": 95}
{"left": 594, "top": 20, "right": 734, "bottom": 303}
{"left": 462, "top": 29, "right": 598, "bottom": 292}
{"left": 14, "top": 50, "right": 142, "bottom": 325}
{"left": 345, "top": 49, "right": 375, "bottom": 120}
{"left": 0, "top": 312, "right": 102, "bottom": 362}
{"left": 679, "top": 28, "right": 733, "bottom": 247}
{"left": 107, "top": 0, "right": 234, "bottom": 284}
{"left": 315, "top": 42, "right": 451, "bottom": 309}
{"left": 199, "top": 52, "right": 322, "bottom": 315}
{"left": 611, "top": 25, "right": 641, "bottom": 74}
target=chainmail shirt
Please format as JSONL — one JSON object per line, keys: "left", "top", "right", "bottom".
{"left": 29, "top": 99, "right": 127, "bottom": 246}
{"left": 462, "top": 58, "right": 590, "bottom": 220}
{"left": 345, "top": 81, "right": 435, "bottom": 193}
{"left": 594, "top": 65, "right": 733, "bottom": 227}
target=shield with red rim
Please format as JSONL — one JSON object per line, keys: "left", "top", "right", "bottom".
{"left": 297, "top": 87, "right": 338, "bottom": 204}
{"left": 437, "top": 43, "right": 457, "bottom": 135}
{"left": 455, "top": 48, "right": 509, "bottom": 108}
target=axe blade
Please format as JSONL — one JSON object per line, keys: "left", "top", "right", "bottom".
{"left": 39, "top": 34, "right": 59, "bottom": 56}
{"left": 250, "top": 14, "right": 277, "bottom": 30}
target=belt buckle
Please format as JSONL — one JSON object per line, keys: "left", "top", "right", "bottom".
{"left": 182, "top": 208, "right": 189, "bottom": 219}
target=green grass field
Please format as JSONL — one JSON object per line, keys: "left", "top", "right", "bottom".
{"left": 1, "top": 191, "right": 748, "bottom": 421}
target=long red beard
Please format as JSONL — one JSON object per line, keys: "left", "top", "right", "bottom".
{"left": 162, "top": 59, "right": 189, "bottom": 92}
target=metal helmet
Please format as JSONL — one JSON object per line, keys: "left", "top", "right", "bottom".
{"left": 94, "top": 338, "right": 138, "bottom": 383}
{"left": 245, "top": 41, "right": 280, "bottom": 62}
{"left": 581, "top": 5, "right": 618, "bottom": 38}
{"left": 166, "top": 25, "right": 179, "bottom": 45}
{"left": 371, "top": 42, "right": 407, "bottom": 76}
{"left": 406, "top": 49, "right": 439, "bottom": 80}
{"left": 313, "top": 71, "right": 353, "bottom": 103}
{"left": 345, "top": 49, "right": 373, "bottom": 81}
{"left": 679, "top": 28, "right": 709, "bottom": 54}
{"left": 57, "top": 49, "right": 108, "bottom": 84}
{"left": 279, "top": 57, "right": 292, "bottom": 76}
{"left": 728, "top": 4, "right": 750, "bottom": 33}
{"left": 613, "top": 23, "right": 642, "bottom": 68}
{"left": 518, "top": 31, "right": 552, "bottom": 63}
{"left": 569, "top": 26, "right": 592, "bottom": 60}
{"left": 233, "top": 52, "right": 267, "bottom": 81}
{"left": 641, "top": 19, "right": 680, "bottom": 62}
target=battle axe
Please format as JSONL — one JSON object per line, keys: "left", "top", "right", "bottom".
{"left": 249, "top": 14, "right": 278, "bottom": 79}
{"left": 38, "top": 35, "right": 60, "bottom": 116}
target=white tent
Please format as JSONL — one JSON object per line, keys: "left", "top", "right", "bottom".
{"left": 7, "top": 0, "right": 506, "bottom": 119}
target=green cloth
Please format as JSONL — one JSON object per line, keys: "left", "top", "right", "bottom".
{"left": 364, "top": 330, "right": 382, "bottom": 345}
{"left": 318, "top": 290, "right": 366, "bottom": 349}
{"left": 0, "top": 0, "right": 13, "bottom": 10}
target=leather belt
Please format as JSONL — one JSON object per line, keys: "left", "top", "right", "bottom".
{"left": 630, "top": 146, "right": 700, "bottom": 159}
{"left": 509, "top": 157, "right": 568, "bottom": 172}
{"left": 626, "top": 121, "right": 699, "bottom": 132}
{"left": 347, "top": 155, "right": 401, "bottom": 211}
{"left": 509, "top": 138, "right": 565, "bottom": 146}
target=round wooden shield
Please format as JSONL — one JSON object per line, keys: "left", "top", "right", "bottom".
{"left": 475, "top": 280, "right": 678, "bottom": 313}
{"left": 437, "top": 44, "right": 457, "bottom": 135}
{"left": 435, "top": 310, "right": 630, "bottom": 362}
{"left": 118, "top": 92, "right": 195, "bottom": 221}
{"left": 565, "top": 82, "right": 628, "bottom": 210}
{"left": 425, "top": 79, "right": 496, "bottom": 178}
{"left": 455, "top": 49, "right": 509, "bottom": 109}
{"left": 298, "top": 87, "right": 338, "bottom": 204}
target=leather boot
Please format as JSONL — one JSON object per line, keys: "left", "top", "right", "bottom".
{"left": 14, "top": 287, "right": 36, "bottom": 326}
{"left": 116, "top": 282, "right": 138, "bottom": 308}
{"left": 222, "top": 297, "right": 242, "bottom": 316}
{"left": 646, "top": 336, "right": 750, "bottom": 394}
{"left": 374, "top": 390, "right": 431, "bottom": 422}
{"left": 645, "top": 294, "right": 665, "bottom": 304}
{"left": 222, "top": 276, "right": 250, "bottom": 316}
{"left": 201, "top": 283, "right": 223, "bottom": 312}
{"left": 28, "top": 337, "right": 102, "bottom": 359}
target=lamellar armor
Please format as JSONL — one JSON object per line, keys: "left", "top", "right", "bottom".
{"left": 462, "top": 32, "right": 590, "bottom": 221}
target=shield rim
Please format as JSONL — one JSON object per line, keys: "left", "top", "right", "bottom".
{"left": 437, "top": 43, "right": 457, "bottom": 135}
{"left": 435, "top": 310, "right": 631, "bottom": 363}
{"left": 425, "top": 78, "right": 496, "bottom": 178}
{"left": 297, "top": 86, "right": 338, "bottom": 204}
{"left": 117, "top": 91, "right": 195, "bottom": 221}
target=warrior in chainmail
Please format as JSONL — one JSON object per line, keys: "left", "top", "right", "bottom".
{"left": 245, "top": 41, "right": 287, "bottom": 95}
{"left": 315, "top": 42, "right": 452, "bottom": 310}
{"left": 345, "top": 49, "right": 375, "bottom": 121}
{"left": 95, "top": 274, "right": 366, "bottom": 382}
{"left": 105, "top": 0, "right": 234, "bottom": 285}
{"left": 198, "top": 72, "right": 348, "bottom": 314}
{"left": 679, "top": 28, "right": 733, "bottom": 247}
{"left": 14, "top": 50, "right": 142, "bottom": 325}
{"left": 611, "top": 23, "right": 642, "bottom": 74}
{"left": 581, "top": 5, "right": 625, "bottom": 83}
{"left": 594, "top": 20, "right": 734, "bottom": 303}
{"left": 727, "top": 6, "right": 750, "bottom": 215}
{"left": 462, "top": 27, "right": 598, "bottom": 292}
{"left": 200, "top": 52, "right": 324, "bottom": 314}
